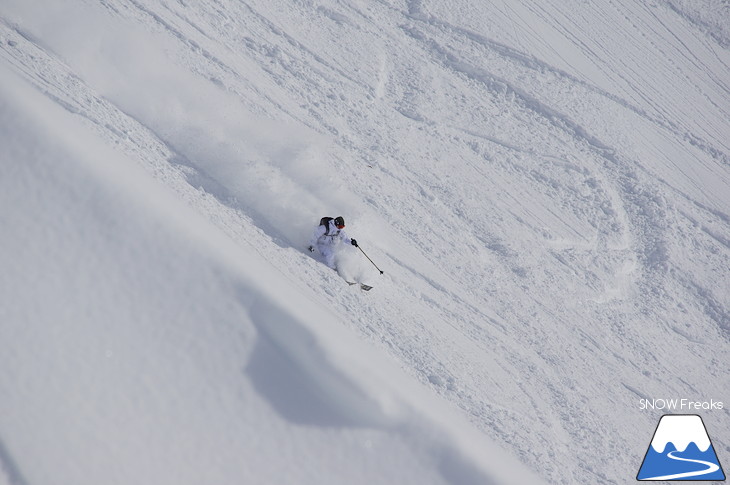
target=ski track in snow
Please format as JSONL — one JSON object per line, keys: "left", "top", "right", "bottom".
{"left": 1, "top": 0, "right": 729, "bottom": 484}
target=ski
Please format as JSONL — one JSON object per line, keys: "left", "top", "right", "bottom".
{"left": 347, "top": 281, "right": 373, "bottom": 291}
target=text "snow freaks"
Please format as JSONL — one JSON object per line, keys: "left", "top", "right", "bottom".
{"left": 639, "top": 399, "right": 724, "bottom": 411}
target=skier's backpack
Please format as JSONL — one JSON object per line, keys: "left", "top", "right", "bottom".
{"left": 319, "top": 217, "right": 334, "bottom": 235}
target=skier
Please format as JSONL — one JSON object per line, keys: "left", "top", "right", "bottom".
{"left": 308, "top": 216, "right": 358, "bottom": 269}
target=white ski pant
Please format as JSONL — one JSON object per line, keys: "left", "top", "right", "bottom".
{"left": 317, "top": 243, "right": 337, "bottom": 269}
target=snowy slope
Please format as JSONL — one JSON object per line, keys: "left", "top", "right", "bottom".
{"left": 0, "top": 59, "right": 539, "bottom": 485}
{"left": 1, "top": 0, "right": 729, "bottom": 484}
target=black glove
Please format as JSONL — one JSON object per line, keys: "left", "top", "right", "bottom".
{"left": 308, "top": 245, "right": 314, "bottom": 252}
{"left": 351, "top": 239, "right": 358, "bottom": 247}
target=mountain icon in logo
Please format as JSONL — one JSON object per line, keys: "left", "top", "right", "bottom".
{"left": 637, "top": 414, "right": 725, "bottom": 481}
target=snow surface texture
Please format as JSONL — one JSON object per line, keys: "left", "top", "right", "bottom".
{"left": 0, "top": 0, "right": 728, "bottom": 484}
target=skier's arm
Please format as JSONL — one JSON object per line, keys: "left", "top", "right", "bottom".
{"left": 340, "top": 230, "right": 357, "bottom": 247}
{"left": 309, "top": 225, "right": 326, "bottom": 249}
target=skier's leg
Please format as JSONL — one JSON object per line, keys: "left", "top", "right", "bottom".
{"left": 321, "top": 246, "right": 337, "bottom": 269}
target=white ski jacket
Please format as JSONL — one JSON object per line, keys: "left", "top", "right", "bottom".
{"left": 309, "top": 219, "right": 353, "bottom": 249}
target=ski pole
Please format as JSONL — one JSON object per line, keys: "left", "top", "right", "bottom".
{"left": 358, "top": 246, "right": 384, "bottom": 274}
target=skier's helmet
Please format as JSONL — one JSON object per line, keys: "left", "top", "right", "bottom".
{"left": 334, "top": 216, "right": 345, "bottom": 228}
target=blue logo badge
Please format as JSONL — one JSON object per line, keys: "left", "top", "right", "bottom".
{"left": 637, "top": 414, "right": 725, "bottom": 481}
